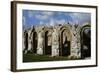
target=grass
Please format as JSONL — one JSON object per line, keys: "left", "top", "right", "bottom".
{"left": 23, "top": 53, "right": 79, "bottom": 62}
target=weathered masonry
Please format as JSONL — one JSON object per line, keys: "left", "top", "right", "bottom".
{"left": 23, "top": 23, "right": 91, "bottom": 59}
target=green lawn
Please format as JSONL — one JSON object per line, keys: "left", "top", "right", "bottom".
{"left": 23, "top": 54, "right": 79, "bottom": 62}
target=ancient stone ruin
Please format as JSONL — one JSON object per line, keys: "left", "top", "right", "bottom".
{"left": 23, "top": 23, "right": 91, "bottom": 59}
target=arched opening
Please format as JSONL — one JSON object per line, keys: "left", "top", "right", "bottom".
{"left": 81, "top": 26, "right": 91, "bottom": 59}
{"left": 33, "top": 32, "right": 38, "bottom": 53}
{"left": 45, "top": 31, "right": 52, "bottom": 55}
{"left": 61, "top": 29, "right": 70, "bottom": 56}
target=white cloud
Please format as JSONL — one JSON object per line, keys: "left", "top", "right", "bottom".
{"left": 39, "top": 21, "right": 44, "bottom": 25}
{"left": 42, "top": 11, "right": 54, "bottom": 16}
{"left": 55, "top": 19, "right": 66, "bottom": 24}
{"left": 69, "top": 13, "right": 90, "bottom": 24}
{"left": 49, "top": 18, "right": 55, "bottom": 26}
{"left": 35, "top": 14, "right": 49, "bottom": 20}
{"left": 28, "top": 11, "right": 34, "bottom": 18}
{"left": 35, "top": 11, "right": 54, "bottom": 20}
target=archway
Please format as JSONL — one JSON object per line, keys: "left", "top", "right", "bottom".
{"left": 80, "top": 25, "right": 91, "bottom": 58}
{"left": 45, "top": 31, "right": 52, "bottom": 55}
{"left": 33, "top": 32, "right": 38, "bottom": 53}
{"left": 61, "top": 29, "right": 70, "bottom": 56}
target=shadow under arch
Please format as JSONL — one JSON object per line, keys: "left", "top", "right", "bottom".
{"left": 59, "top": 26, "right": 72, "bottom": 56}
{"left": 44, "top": 30, "right": 52, "bottom": 55}
{"left": 80, "top": 25, "right": 91, "bottom": 59}
{"left": 32, "top": 31, "right": 38, "bottom": 53}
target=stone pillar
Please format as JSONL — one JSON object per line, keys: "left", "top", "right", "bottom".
{"left": 51, "top": 28, "right": 59, "bottom": 57}
{"left": 27, "top": 29, "right": 32, "bottom": 52}
{"left": 23, "top": 31, "right": 25, "bottom": 51}
{"left": 22, "top": 37, "right": 25, "bottom": 51}
{"left": 23, "top": 30, "right": 28, "bottom": 54}
{"left": 70, "top": 25, "right": 81, "bottom": 58}
{"left": 37, "top": 31, "right": 44, "bottom": 55}
{"left": 76, "top": 32, "right": 81, "bottom": 58}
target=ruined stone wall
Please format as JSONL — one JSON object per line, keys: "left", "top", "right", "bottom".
{"left": 23, "top": 23, "right": 90, "bottom": 58}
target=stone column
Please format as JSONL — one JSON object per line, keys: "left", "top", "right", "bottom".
{"left": 22, "top": 37, "right": 25, "bottom": 51}
{"left": 27, "top": 29, "right": 32, "bottom": 52}
{"left": 70, "top": 25, "right": 81, "bottom": 58}
{"left": 23, "top": 30, "right": 28, "bottom": 54}
{"left": 37, "top": 31, "right": 44, "bottom": 55}
{"left": 51, "top": 28, "right": 59, "bottom": 57}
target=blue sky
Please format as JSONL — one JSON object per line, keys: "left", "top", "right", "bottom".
{"left": 22, "top": 10, "right": 91, "bottom": 29}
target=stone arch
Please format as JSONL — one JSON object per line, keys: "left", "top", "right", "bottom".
{"left": 59, "top": 26, "right": 72, "bottom": 56}
{"left": 44, "top": 29, "right": 53, "bottom": 55}
{"left": 80, "top": 24, "right": 91, "bottom": 58}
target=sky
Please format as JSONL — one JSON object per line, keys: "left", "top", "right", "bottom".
{"left": 22, "top": 10, "right": 91, "bottom": 29}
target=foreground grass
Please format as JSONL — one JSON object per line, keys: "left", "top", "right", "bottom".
{"left": 23, "top": 54, "right": 79, "bottom": 62}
